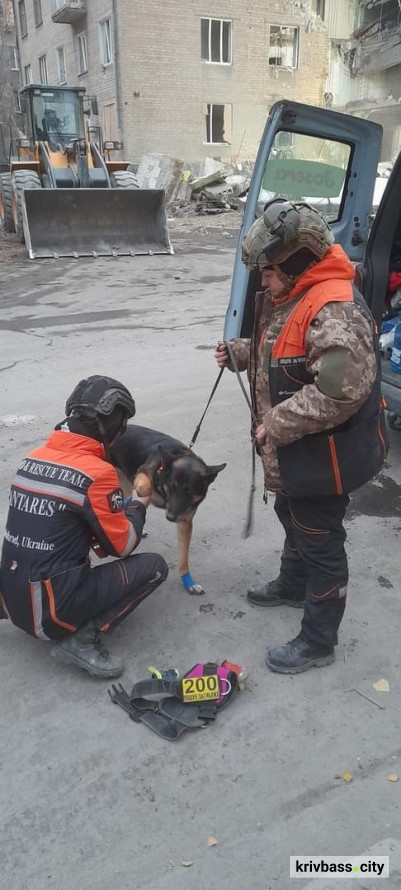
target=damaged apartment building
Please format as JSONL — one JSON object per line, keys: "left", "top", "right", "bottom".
{"left": 328, "top": 0, "right": 401, "bottom": 163}
{"left": 12, "top": 0, "right": 333, "bottom": 163}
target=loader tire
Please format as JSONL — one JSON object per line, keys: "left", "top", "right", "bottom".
{"left": 110, "top": 170, "right": 139, "bottom": 189}
{"left": 0, "top": 173, "right": 15, "bottom": 233}
{"left": 11, "top": 170, "right": 42, "bottom": 243}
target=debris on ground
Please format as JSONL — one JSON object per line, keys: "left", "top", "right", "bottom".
{"left": 342, "top": 770, "right": 353, "bottom": 784}
{"left": 135, "top": 152, "right": 185, "bottom": 205}
{"left": 169, "top": 155, "right": 253, "bottom": 218}
{"left": 373, "top": 678, "right": 390, "bottom": 692}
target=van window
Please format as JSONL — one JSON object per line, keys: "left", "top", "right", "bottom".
{"left": 259, "top": 132, "right": 352, "bottom": 223}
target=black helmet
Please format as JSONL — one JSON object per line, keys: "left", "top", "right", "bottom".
{"left": 65, "top": 375, "right": 136, "bottom": 421}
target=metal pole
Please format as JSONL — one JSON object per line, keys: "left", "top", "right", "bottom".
{"left": 111, "top": 0, "right": 122, "bottom": 135}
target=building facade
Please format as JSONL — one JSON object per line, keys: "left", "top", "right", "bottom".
{"left": 12, "top": 0, "right": 331, "bottom": 162}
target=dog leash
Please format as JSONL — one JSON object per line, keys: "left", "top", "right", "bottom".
{"left": 225, "top": 342, "right": 258, "bottom": 540}
{"left": 188, "top": 342, "right": 258, "bottom": 539}
{"left": 188, "top": 368, "right": 225, "bottom": 449}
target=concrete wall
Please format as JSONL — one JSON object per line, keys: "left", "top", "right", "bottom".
{"left": 118, "top": 0, "right": 330, "bottom": 163}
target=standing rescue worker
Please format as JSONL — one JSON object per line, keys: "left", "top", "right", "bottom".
{"left": 0, "top": 376, "right": 168, "bottom": 679}
{"left": 216, "top": 201, "right": 387, "bottom": 673}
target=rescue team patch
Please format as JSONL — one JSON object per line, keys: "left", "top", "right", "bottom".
{"left": 108, "top": 488, "right": 124, "bottom": 513}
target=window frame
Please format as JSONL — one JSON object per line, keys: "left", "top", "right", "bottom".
{"left": 18, "top": 0, "right": 27, "bottom": 38}
{"left": 201, "top": 17, "right": 232, "bottom": 66}
{"left": 99, "top": 18, "right": 113, "bottom": 66}
{"left": 268, "top": 24, "right": 299, "bottom": 70}
{"left": 9, "top": 45, "right": 20, "bottom": 70}
{"left": 38, "top": 54, "right": 48, "bottom": 85}
{"left": 56, "top": 45, "right": 67, "bottom": 84}
{"left": 311, "top": 0, "right": 326, "bottom": 19}
{"left": 77, "top": 31, "right": 88, "bottom": 75}
{"left": 24, "top": 63, "right": 32, "bottom": 84}
{"left": 203, "top": 102, "right": 232, "bottom": 146}
{"left": 14, "top": 91, "right": 22, "bottom": 114}
{"left": 33, "top": 0, "right": 43, "bottom": 27}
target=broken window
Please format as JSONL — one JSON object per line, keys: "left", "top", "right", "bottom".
{"left": 268, "top": 25, "right": 299, "bottom": 69}
{"left": 204, "top": 104, "right": 232, "bottom": 144}
{"left": 201, "top": 18, "right": 232, "bottom": 64}
{"left": 14, "top": 91, "right": 22, "bottom": 114}
{"left": 77, "top": 32, "right": 88, "bottom": 74}
{"left": 9, "top": 46, "right": 19, "bottom": 70}
{"left": 99, "top": 19, "right": 113, "bottom": 66}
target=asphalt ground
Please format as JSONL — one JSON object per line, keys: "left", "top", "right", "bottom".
{"left": 0, "top": 224, "right": 400, "bottom": 889}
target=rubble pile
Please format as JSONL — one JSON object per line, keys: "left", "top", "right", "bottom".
{"left": 135, "top": 152, "right": 252, "bottom": 218}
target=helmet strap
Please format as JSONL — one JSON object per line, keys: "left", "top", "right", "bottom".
{"left": 97, "top": 417, "right": 112, "bottom": 461}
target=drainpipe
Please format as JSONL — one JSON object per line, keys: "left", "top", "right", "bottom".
{"left": 111, "top": 0, "right": 122, "bottom": 136}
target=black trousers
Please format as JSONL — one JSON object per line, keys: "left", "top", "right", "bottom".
{"left": 274, "top": 492, "right": 349, "bottom": 648}
{"left": 90, "top": 552, "right": 169, "bottom": 633}
{"left": 2, "top": 552, "right": 168, "bottom": 640}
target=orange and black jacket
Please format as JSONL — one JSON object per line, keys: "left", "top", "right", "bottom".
{"left": 0, "top": 431, "right": 145, "bottom": 636}
{"left": 268, "top": 280, "right": 388, "bottom": 498}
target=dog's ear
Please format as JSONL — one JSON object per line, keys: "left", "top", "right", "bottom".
{"left": 204, "top": 462, "right": 227, "bottom": 483}
{"left": 158, "top": 446, "right": 176, "bottom": 467}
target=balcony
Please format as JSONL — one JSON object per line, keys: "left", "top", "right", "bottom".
{"left": 358, "top": 28, "right": 401, "bottom": 72}
{"left": 52, "top": 0, "right": 87, "bottom": 25}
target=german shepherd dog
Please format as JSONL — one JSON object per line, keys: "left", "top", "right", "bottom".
{"left": 110, "top": 425, "right": 226, "bottom": 595}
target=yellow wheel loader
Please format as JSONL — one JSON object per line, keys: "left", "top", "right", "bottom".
{"left": 0, "top": 84, "right": 172, "bottom": 259}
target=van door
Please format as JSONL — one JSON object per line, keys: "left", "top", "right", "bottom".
{"left": 361, "top": 152, "right": 401, "bottom": 413}
{"left": 224, "top": 100, "right": 382, "bottom": 339}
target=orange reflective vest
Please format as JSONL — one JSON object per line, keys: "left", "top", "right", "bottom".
{"left": 269, "top": 281, "right": 388, "bottom": 498}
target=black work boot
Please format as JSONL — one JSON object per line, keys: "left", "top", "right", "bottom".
{"left": 51, "top": 622, "right": 123, "bottom": 679}
{"left": 265, "top": 635, "right": 335, "bottom": 674}
{"left": 247, "top": 578, "right": 305, "bottom": 608}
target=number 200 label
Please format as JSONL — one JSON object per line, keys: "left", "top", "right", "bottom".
{"left": 181, "top": 674, "right": 219, "bottom": 702}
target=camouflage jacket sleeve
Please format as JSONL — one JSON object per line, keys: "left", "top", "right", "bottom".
{"left": 263, "top": 301, "right": 378, "bottom": 447}
{"left": 227, "top": 338, "right": 250, "bottom": 372}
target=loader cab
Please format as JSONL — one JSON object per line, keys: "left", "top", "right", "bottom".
{"left": 20, "top": 84, "right": 85, "bottom": 151}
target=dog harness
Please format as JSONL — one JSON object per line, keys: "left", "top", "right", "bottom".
{"left": 108, "top": 660, "right": 244, "bottom": 740}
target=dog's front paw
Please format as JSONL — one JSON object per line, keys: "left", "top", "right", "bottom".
{"left": 181, "top": 572, "right": 205, "bottom": 596}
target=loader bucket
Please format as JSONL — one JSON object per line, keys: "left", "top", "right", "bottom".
{"left": 22, "top": 188, "right": 173, "bottom": 259}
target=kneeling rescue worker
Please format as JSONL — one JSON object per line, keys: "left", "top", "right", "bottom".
{"left": 216, "top": 201, "right": 388, "bottom": 673}
{"left": 0, "top": 376, "right": 168, "bottom": 678}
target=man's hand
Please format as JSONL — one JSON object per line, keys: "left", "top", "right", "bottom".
{"left": 215, "top": 341, "right": 231, "bottom": 369}
{"left": 255, "top": 423, "right": 267, "bottom": 446}
{"left": 132, "top": 489, "right": 152, "bottom": 509}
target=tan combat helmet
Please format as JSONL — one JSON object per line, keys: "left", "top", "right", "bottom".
{"left": 241, "top": 200, "right": 334, "bottom": 270}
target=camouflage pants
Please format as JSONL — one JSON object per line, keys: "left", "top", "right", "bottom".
{"left": 274, "top": 491, "right": 349, "bottom": 648}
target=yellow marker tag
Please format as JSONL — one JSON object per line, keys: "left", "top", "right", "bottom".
{"left": 182, "top": 674, "right": 220, "bottom": 703}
